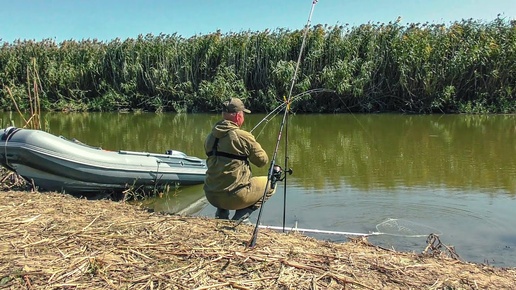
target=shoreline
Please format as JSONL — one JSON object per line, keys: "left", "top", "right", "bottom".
{"left": 1, "top": 190, "right": 515, "bottom": 289}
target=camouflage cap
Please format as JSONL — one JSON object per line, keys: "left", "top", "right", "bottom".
{"left": 222, "top": 98, "right": 251, "bottom": 113}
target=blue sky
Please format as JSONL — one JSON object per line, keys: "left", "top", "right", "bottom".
{"left": 1, "top": 0, "right": 515, "bottom": 43}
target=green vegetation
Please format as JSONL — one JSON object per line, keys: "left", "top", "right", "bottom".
{"left": 1, "top": 18, "right": 515, "bottom": 113}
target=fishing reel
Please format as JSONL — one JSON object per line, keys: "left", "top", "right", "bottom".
{"left": 270, "top": 164, "right": 293, "bottom": 189}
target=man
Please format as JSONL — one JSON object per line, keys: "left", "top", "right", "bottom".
{"left": 203, "top": 97, "right": 275, "bottom": 222}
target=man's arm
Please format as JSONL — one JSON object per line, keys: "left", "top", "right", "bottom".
{"left": 240, "top": 130, "right": 268, "bottom": 167}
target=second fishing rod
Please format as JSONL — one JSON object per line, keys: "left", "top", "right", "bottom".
{"left": 248, "top": 0, "right": 319, "bottom": 248}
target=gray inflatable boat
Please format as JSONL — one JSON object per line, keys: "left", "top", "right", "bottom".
{"left": 0, "top": 127, "right": 207, "bottom": 195}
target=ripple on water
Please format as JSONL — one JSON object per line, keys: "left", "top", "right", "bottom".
{"left": 256, "top": 185, "right": 516, "bottom": 266}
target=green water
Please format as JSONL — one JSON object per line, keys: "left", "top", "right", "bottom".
{"left": 2, "top": 112, "right": 515, "bottom": 266}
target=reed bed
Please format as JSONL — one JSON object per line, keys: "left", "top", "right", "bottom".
{"left": 1, "top": 191, "right": 515, "bottom": 289}
{"left": 1, "top": 18, "right": 515, "bottom": 114}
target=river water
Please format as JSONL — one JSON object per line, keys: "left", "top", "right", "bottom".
{"left": 2, "top": 112, "right": 515, "bottom": 267}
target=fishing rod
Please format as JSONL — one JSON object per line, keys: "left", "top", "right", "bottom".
{"left": 250, "top": 88, "right": 333, "bottom": 136}
{"left": 248, "top": 0, "right": 319, "bottom": 248}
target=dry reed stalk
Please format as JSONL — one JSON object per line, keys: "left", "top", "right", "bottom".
{"left": 0, "top": 190, "right": 515, "bottom": 289}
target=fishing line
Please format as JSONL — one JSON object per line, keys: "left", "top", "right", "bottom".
{"left": 374, "top": 218, "right": 442, "bottom": 237}
{"left": 259, "top": 218, "right": 442, "bottom": 238}
{"left": 249, "top": 0, "right": 319, "bottom": 248}
{"left": 250, "top": 88, "right": 334, "bottom": 138}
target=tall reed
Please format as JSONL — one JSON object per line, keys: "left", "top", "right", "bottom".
{"left": 4, "top": 58, "right": 42, "bottom": 129}
{"left": 0, "top": 18, "right": 514, "bottom": 113}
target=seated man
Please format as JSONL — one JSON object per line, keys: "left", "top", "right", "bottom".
{"left": 203, "top": 97, "right": 276, "bottom": 221}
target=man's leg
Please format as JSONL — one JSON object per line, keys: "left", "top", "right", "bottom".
{"left": 248, "top": 176, "right": 276, "bottom": 209}
{"left": 215, "top": 208, "right": 229, "bottom": 219}
{"left": 231, "top": 176, "right": 276, "bottom": 220}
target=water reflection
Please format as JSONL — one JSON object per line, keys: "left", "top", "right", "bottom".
{"left": 137, "top": 184, "right": 207, "bottom": 215}
{"left": 285, "top": 114, "right": 516, "bottom": 194}
{"left": 2, "top": 112, "right": 515, "bottom": 194}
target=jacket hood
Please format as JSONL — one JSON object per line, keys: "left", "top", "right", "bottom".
{"left": 211, "top": 120, "right": 239, "bottom": 138}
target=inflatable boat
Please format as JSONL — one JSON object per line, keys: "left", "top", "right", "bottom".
{"left": 0, "top": 127, "right": 207, "bottom": 196}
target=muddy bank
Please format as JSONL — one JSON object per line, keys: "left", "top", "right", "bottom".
{"left": 1, "top": 191, "right": 515, "bottom": 289}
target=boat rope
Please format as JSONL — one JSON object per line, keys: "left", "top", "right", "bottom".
{"left": 153, "top": 161, "right": 162, "bottom": 193}
{"left": 2, "top": 138, "right": 9, "bottom": 171}
{"left": 2, "top": 127, "right": 21, "bottom": 171}
{"left": 249, "top": 0, "right": 319, "bottom": 248}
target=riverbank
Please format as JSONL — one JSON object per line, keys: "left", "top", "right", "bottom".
{"left": 1, "top": 190, "right": 515, "bottom": 289}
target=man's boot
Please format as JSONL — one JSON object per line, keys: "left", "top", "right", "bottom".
{"left": 215, "top": 208, "right": 229, "bottom": 219}
{"left": 231, "top": 207, "right": 254, "bottom": 223}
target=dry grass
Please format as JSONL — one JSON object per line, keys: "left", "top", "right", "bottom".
{"left": 0, "top": 190, "right": 515, "bottom": 289}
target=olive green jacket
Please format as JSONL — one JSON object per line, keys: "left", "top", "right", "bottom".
{"left": 203, "top": 120, "right": 268, "bottom": 195}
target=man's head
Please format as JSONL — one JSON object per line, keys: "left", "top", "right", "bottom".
{"left": 222, "top": 98, "right": 250, "bottom": 127}
{"left": 222, "top": 98, "right": 251, "bottom": 114}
